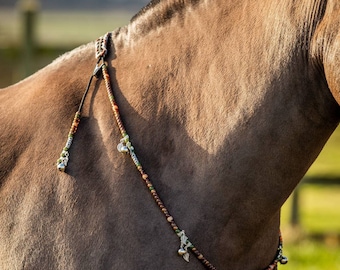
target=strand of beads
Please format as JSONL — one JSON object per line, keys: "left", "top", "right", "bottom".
{"left": 265, "top": 231, "right": 288, "bottom": 270}
{"left": 57, "top": 31, "right": 217, "bottom": 269}
{"left": 57, "top": 111, "right": 81, "bottom": 171}
{"left": 100, "top": 45, "right": 216, "bottom": 270}
{"left": 56, "top": 33, "right": 110, "bottom": 172}
{"left": 136, "top": 164, "right": 216, "bottom": 269}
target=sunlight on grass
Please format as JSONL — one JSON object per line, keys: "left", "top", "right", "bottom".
{"left": 280, "top": 125, "right": 340, "bottom": 269}
{"left": 281, "top": 187, "right": 340, "bottom": 269}
{"left": 282, "top": 185, "right": 340, "bottom": 233}
{"left": 282, "top": 240, "right": 340, "bottom": 270}
{"left": 281, "top": 127, "right": 340, "bottom": 234}
{"left": 307, "top": 127, "right": 340, "bottom": 178}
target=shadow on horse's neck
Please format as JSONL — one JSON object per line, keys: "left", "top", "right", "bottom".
{"left": 45, "top": 1, "right": 340, "bottom": 268}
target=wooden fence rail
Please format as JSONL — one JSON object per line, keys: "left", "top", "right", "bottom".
{"left": 290, "top": 177, "right": 340, "bottom": 227}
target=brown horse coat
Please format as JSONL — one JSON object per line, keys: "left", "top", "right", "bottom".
{"left": 1, "top": 0, "right": 340, "bottom": 269}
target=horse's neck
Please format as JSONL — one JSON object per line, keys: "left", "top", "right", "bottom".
{"left": 1, "top": 1, "right": 339, "bottom": 269}
{"left": 101, "top": 1, "right": 340, "bottom": 266}
{"left": 111, "top": 0, "right": 338, "bottom": 193}
{"left": 45, "top": 1, "right": 340, "bottom": 267}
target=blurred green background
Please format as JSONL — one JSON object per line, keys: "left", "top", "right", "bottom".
{"left": 1, "top": 1, "right": 340, "bottom": 269}
{"left": 0, "top": 0, "right": 145, "bottom": 87}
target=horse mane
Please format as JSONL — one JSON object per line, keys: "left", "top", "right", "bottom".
{"left": 130, "top": 0, "right": 161, "bottom": 22}
{"left": 128, "top": 0, "right": 202, "bottom": 38}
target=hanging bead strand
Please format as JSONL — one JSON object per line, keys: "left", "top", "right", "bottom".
{"left": 57, "top": 111, "right": 81, "bottom": 171}
{"left": 265, "top": 231, "right": 288, "bottom": 270}
{"left": 56, "top": 32, "right": 111, "bottom": 172}
{"left": 100, "top": 39, "right": 216, "bottom": 269}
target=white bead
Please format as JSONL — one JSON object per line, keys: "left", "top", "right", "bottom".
{"left": 66, "top": 137, "right": 73, "bottom": 149}
{"left": 117, "top": 142, "right": 129, "bottom": 153}
{"left": 57, "top": 163, "right": 66, "bottom": 172}
{"left": 178, "top": 248, "right": 187, "bottom": 256}
{"left": 280, "top": 256, "right": 288, "bottom": 264}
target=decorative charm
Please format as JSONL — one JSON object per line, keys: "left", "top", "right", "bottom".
{"left": 177, "top": 230, "right": 192, "bottom": 262}
{"left": 265, "top": 231, "right": 288, "bottom": 270}
{"left": 117, "top": 142, "right": 129, "bottom": 153}
{"left": 56, "top": 32, "right": 110, "bottom": 172}
{"left": 280, "top": 256, "right": 289, "bottom": 265}
{"left": 56, "top": 112, "right": 80, "bottom": 171}
{"left": 117, "top": 135, "right": 134, "bottom": 153}
{"left": 56, "top": 149, "right": 69, "bottom": 172}
{"left": 177, "top": 248, "right": 187, "bottom": 256}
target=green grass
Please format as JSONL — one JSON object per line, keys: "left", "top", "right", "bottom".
{"left": 306, "top": 127, "right": 340, "bottom": 178}
{"left": 280, "top": 127, "right": 340, "bottom": 269}
{"left": 280, "top": 184, "right": 340, "bottom": 269}
{"left": 282, "top": 185, "right": 340, "bottom": 233}
{"left": 282, "top": 240, "right": 340, "bottom": 270}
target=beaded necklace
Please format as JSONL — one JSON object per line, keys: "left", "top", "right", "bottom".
{"left": 57, "top": 32, "right": 288, "bottom": 270}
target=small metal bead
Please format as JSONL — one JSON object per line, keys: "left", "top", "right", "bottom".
{"left": 170, "top": 221, "right": 177, "bottom": 228}
{"left": 117, "top": 143, "right": 129, "bottom": 153}
{"left": 178, "top": 248, "right": 187, "bottom": 256}
{"left": 57, "top": 163, "right": 66, "bottom": 172}
{"left": 280, "top": 256, "right": 288, "bottom": 265}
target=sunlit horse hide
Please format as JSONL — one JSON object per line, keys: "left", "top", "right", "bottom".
{"left": 1, "top": 0, "right": 340, "bottom": 269}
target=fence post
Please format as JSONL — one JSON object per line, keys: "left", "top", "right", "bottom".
{"left": 290, "top": 187, "right": 300, "bottom": 226}
{"left": 18, "top": 0, "right": 40, "bottom": 77}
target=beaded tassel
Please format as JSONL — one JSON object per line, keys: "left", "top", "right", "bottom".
{"left": 265, "top": 232, "right": 288, "bottom": 270}
{"left": 56, "top": 33, "right": 111, "bottom": 172}
{"left": 57, "top": 111, "right": 81, "bottom": 171}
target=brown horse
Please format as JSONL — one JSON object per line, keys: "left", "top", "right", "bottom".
{"left": 1, "top": 0, "right": 340, "bottom": 269}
